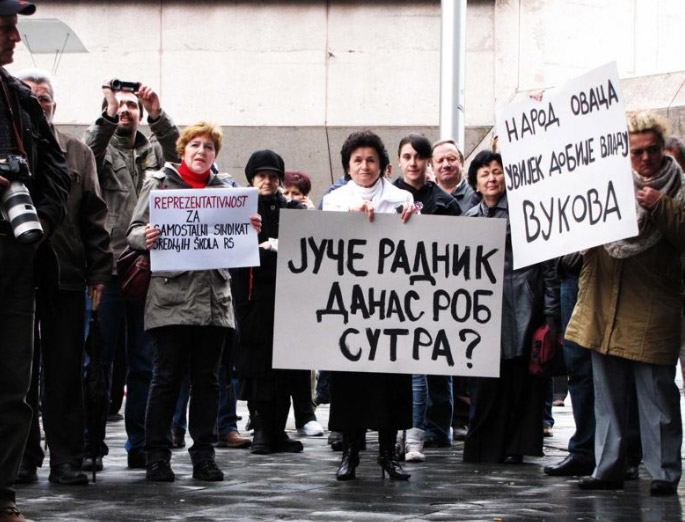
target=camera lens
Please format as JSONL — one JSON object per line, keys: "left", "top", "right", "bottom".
{"left": 2, "top": 182, "right": 43, "bottom": 244}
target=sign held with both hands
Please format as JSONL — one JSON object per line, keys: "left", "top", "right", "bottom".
{"left": 273, "top": 210, "right": 506, "bottom": 378}
{"left": 148, "top": 187, "right": 259, "bottom": 271}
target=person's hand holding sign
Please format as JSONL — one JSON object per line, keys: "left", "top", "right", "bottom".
{"left": 250, "top": 214, "right": 262, "bottom": 234}
{"left": 399, "top": 202, "right": 417, "bottom": 224}
{"left": 350, "top": 200, "right": 375, "bottom": 223}
{"left": 145, "top": 224, "right": 160, "bottom": 249}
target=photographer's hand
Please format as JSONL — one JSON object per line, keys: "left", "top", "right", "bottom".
{"left": 137, "top": 84, "right": 162, "bottom": 121}
{"left": 101, "top": 78, "right": 118, "bottom": 118}
{"left": 0, "top": 175, "right": 8, "bottom": 188}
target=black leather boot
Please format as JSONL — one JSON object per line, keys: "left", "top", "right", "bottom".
{"left": 378, "top": 430, "right": 410, "bottom": 481}
{"left": 336, "top": 431, "right": 362, "bottom": 481}
{"left": 273, "top": 432, "right": 304, "bottom": 453}
{"left": 272, "top": 396, "right": 303, "bottom": 453}
{"left": 250, "top": 406, "right": 272, "bottom": 455}
{"left": 49, "top": 463, "right": 89, "bottom": 485}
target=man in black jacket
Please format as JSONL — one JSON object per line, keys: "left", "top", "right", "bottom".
{"left": 0, "top": 2, "right": 70, "bottom": 521}
{"left": 14, "top": 69, "right": 112, "bottom": 486}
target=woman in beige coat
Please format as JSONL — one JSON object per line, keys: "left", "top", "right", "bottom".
{"left": 127, "top": 122, "right": 260, "bottom": 483}
{"left": 566, "top": 111, "right": 685, "bottom": 496}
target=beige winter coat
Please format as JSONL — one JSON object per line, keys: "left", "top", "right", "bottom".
{"left": 565, "top": 194, "right": 685, "bottom": 366}
{"left": 126, "top": 165, "right": 236, "bottom": 331}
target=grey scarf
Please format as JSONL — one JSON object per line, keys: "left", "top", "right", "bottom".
{"left": 604, "top": 155, "right": 685, "bottom": 259}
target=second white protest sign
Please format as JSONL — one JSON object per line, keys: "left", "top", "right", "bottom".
{"left": 496, "top": 62, "right": 638, "bottom": 269}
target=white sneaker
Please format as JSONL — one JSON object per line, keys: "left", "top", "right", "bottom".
{"left": 405, "top": 428, "right": 425, "bottom": 462}
{"left": 297, "top": 420, "right": 324, "bottom": 436}
{"left": 396, "top": 430, "right": 406, "bottom": 461}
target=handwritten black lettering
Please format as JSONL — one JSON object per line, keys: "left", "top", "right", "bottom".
{"left": 570, "top": 79, "right": 619, "bottom": 116}
{"left": 503, "top": 102, "right": 560, "bottom": 144}
{"left": 522, "top": 180, "right": 622, "bottom": 243}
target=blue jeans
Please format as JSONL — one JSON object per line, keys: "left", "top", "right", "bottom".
{"left": 217, "top": 374, "right": 240, "bottom": 435}
{"left": 315, "top": 370, "right": 330, "bottom": 403}
{"left": 412, "top": 374, "right": 453, "bottom": 444}
{"left": 98, "top": 277, "right": 153, "bottom": 454}
{"left": 561, "top": 274, "right": 594, "bottom": 462}
{"left": 412, "top": 375, "right": 427, "bottom": 429}
{"left": 544, "top": 379, "right": 554, "bottom": 428}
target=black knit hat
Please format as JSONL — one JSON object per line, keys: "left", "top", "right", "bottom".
{"left": 245, "top": 149, "right": 285, "bottom": 185}
{"left": 0, "top": 0, "right": 36, "bottom": 15}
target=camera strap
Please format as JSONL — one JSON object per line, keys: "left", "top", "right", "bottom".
{"left": 0, "top": 78, "right": 28, "bottom": 158}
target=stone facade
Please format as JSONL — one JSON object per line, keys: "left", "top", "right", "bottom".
{"left": 13, "top": 0, "right": 685, "bottom": 201}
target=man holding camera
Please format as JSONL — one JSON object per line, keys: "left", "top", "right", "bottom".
{"left": 13, "top": 69, "right": 112, "bottom": 486}
{"left": 0, "top": 2, "right": 70, "bottom": 521}
{"left": 84, "top": 78, "right": 178, "bottom": 471}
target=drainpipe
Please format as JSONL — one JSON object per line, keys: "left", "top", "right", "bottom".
{"left": 439, "top": 0, "right": 467, "bottom": 149}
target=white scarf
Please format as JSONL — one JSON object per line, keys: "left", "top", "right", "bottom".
{"left": 349, "top": 177, "right": 384, "bottom": 205}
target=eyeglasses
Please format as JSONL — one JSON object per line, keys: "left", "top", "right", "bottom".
{"left": 36, "top": 95, "right": 53, "bottom": 105}
{"left": 630, "top": 145, "right": 662, "bottom": 158}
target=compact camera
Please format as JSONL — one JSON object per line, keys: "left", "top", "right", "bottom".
{"left": 109, "top": 79, "right": 141, "bottom": 93}
{"left": 0, "top": 155, "right": 43, "bottom": 244}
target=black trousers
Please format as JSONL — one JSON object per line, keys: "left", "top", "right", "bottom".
{"left": 0, "top": 237, "right": 36, "bottom": 507}
{"left": 243, "top": 369, "right": 312, "bottom": 438}
{"left": 23, "top": 289, "right": 86, "bottom": 468}
{"left": 464, "top": 356, "right": 546, "bottom": 463}
{"left": 145, "top": 325, "right": 226, "bottom": 465}
{"left": 290, "top": 370, "right": 316, "bottom": 429}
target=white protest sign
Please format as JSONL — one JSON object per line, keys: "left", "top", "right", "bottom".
{"left": 496, "top": 62, "right": 639, "bottom": 269}
{"left": 149, "top": 187, "right": 259, "bottom": 271}
{"left": 273, "top": 210, "right": 506, "bottom": 378}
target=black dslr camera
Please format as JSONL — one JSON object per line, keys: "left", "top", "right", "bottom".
{"left": 0, "top": 155, "right": 43, "bottom": 244}
{"left": 0, "top": 154, "right": 30, "bottom": 182}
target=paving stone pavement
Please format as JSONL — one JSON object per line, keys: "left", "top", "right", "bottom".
{"left": 15, "top": 395, "right": 685, "bottom": 521}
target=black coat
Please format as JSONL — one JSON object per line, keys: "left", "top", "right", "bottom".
{"left": 325, "top": 182, "right": 414, "bottom": 432}
{"left": 329, "top": 372, "right": 412, "bottom": 432}
{"left": 393, "top": 178, "right": 462, "bottom": 216}
{"left": 0, "top": 68, "right": 70, "bottom": 234}
{"left": 233, "top": 193, "right": 302, "bottom": 378}
{"left": 0, "top": 68, "right": 70, "bottom": 290}
{"left": 465, "top": 195, "right": 559, "bottom": 359}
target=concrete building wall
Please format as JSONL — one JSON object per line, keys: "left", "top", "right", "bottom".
{"left": 11, "top": 0, "right": 685, "bottom": 200}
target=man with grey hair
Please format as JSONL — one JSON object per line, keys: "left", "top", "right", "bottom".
{"left": 431, "top": 139, "right": 474, "bottom": 214}
{"left": 14, "top": 69, "right": 112, "bottom": 485}
{"left": 430, "top": 139, "right": 474, "bottom": 441}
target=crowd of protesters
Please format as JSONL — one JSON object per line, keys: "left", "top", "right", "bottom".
{"left": 2, "top": 3, "right": 685, "bottom": 522}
